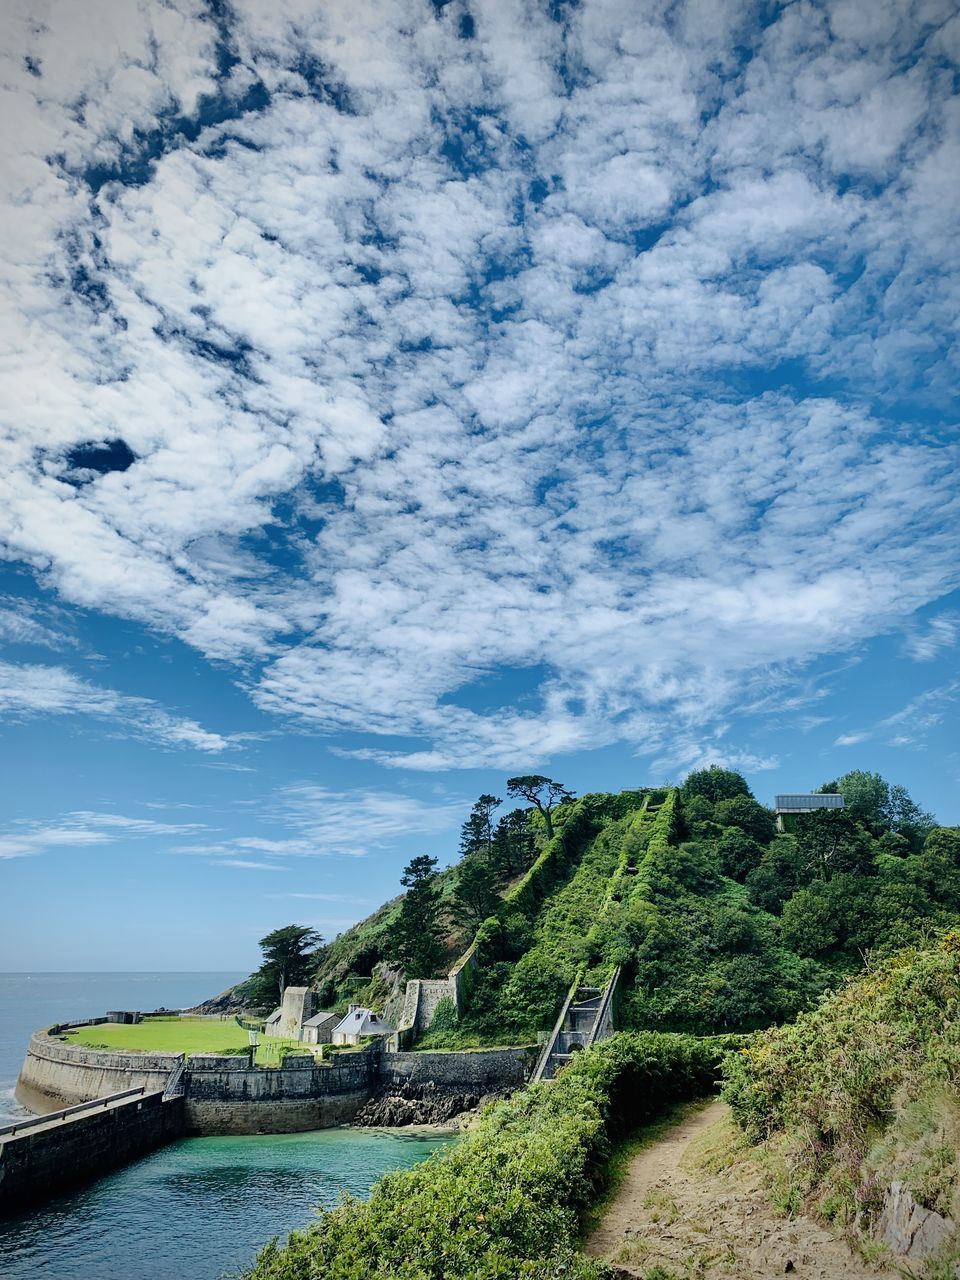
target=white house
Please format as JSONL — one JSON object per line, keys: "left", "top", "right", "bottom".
{"left": 331, "top": 1005, "right": 394, "bottom": 1046}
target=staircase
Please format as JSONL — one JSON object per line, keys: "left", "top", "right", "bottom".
{"left": 533, "top": 970, "right": 620, "bottom": 1082}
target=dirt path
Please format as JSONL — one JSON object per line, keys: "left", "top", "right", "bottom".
{"left": 585, "top": 1100, "right": 900, "bottom": 1280}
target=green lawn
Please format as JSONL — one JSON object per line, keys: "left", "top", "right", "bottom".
{"left": 65, "top": 1017, "right": 308, "bottom": 1065}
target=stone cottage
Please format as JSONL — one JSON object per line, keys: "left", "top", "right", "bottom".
{"left": 301, "top": 1011, "right": 339, "bottom": 1045}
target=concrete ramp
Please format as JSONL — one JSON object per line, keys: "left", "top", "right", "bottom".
{"left": 532, "top": 967, "right": 620, "bottom": 1082}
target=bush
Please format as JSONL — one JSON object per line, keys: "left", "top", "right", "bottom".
{"left": 240, "top": 1031, "right": 731, "bottom": 1280}
{"left": 722, "top": 935, "right": 960, "bottom": 1233}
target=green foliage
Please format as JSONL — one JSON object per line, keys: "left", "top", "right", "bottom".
{"left": 246, "top": 924, "right": 324, "bottom": 1007}
{"left": 713, "top": 795, "right": 777, "bottom": 845}
{"left": 452, "top": 856, "right": 499, "bottom": 928}
{"left": 390, "top": 855, "right": 445, "bottom": 979}
{"left": 681, "top": 766, "right": 752, "bottom": 805}
{"left": 239, "top": 1031, "right": 731, "bottom": 1280}
{"left": 459, "top": 794, "right": 501, "bottom": 861}
{"left": 829, "top": 770, "right": 936, "bottom": 850}
{"left": 722, "top": 934, "right": 960, "bottom": 1241}
{"left": 506, "top": 775, "right": 575, "bottom": 839}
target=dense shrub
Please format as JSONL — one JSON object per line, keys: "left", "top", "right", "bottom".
{"left": 241, "top": 1031, "right": 731, "bottom": 1280}
{"left": 722, "top": 935, "right": 960, "bottom": 1234}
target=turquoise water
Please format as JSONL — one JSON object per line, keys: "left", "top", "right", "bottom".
{"left": 0, "top": 1126, "right": 451, "bottom": 1279}
{"left": 0, "top": 974, "right": 452, "bottom": 1279}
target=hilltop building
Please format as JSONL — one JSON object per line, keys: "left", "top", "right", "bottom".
{"left": 774, "top": 792, "right": 844, "bottom": 833}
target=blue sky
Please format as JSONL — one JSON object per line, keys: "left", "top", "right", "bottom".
{"left": 1, "top": 0, "right": 958, "bottom": 971}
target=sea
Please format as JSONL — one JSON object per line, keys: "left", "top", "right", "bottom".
{"left": 0, "top": 972, "right": 452, "bottom": 1280}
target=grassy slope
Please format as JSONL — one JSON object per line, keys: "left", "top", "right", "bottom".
{"left": 722, "top": 934, "right": 960, "bottom": 1267}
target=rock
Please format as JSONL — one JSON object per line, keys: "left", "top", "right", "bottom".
{"left": 353, "top": 1079, "right": 502, "bottom": 1127}
{"left": 876, "top": 1180, "right": 957, "bottom": 1261}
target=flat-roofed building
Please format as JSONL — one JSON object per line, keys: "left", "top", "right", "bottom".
{"left": 774, "top": 792, "right": 844, "bottom": 832}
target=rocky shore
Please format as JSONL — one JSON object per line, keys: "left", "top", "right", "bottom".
{"left": 354, "top": 1080, "right": 506, "bottom": 1127}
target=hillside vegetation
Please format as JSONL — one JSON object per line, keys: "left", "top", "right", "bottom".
{"left": 227, "top": 767, "right": 957, "bottom": 1054}
{"left": 419, "top": 769, "right": 957, "bottom": 1047}
{"left": 722, "top": 934, "right": 960, "bottom": 1272}
{"left": 241, "top": 1030, "right": 735, "bottom": 1280}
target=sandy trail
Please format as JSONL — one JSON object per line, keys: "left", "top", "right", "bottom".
{"left": 584, "top": 1099, "right": 900, "bottom": 1280}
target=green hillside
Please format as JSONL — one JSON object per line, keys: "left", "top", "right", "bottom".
{"left": 234, "top": 767, "right": 958, "bottom": 1052}
{"left": 722, "top": 933, "right": 960, "bottom": 1269}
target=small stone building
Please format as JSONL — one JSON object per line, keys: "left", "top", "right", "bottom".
{"left": 331, "top": 1006, "right": 394, "bottom": 1046}
{"left": 301, "top": 1011, "right": 339, "bottom": 1045}
{"left": 264, "top": 986, "right": 317, "bottom": 1039}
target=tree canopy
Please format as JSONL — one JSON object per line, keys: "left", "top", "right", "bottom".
{"left": 247, "top": 924, "right": 323, "bottom": 1007}
{"left": 505, "top": 775, "right": 574, "bottom": 839}
{"left": 389, "top": 855, "right": 445, "bottom": 979}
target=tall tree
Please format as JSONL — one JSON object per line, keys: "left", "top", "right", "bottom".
{"left": 795, "top": 810, "right": 872, "bottom": 881}
{"left": 491, "top": 808, "right": 537, "bottom": 880}
{"left": 452, "top": 856, "right": 498, "bottom": 928}
{"left": 505, "top": 775, "right": 574, "bottom": 839}
{"left": 251, "top": 924, "right": 323, "bottom": 1006}
{"left": 459, "top": 794, "right": 501, "bottom": 861}
{"left": 390, "top": 855, "right": 444, "bottom": 979}
{"left": 681, "top": 766, "right": 751, "bottom": 805}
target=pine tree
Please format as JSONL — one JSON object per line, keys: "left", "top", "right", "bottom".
{"left": 390, "top": 855, "right": 444, "bottom": 978}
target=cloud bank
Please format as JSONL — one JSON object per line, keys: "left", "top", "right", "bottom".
{"left": 1, "top": 0, "right": 957, "bottom": 769}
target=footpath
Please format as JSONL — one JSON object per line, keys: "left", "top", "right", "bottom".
{"left": 585, "top": 1100, "right": 900, "bottom": 1280}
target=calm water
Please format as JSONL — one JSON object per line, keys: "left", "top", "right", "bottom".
{"left": 0, "top": 973, "right": 451, "bottom": 1280}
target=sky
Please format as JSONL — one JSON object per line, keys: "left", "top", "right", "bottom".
{"left": 1, "top": 0, "right": 958, "bottom": 972}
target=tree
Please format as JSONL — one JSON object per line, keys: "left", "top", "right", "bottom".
{"left": 716, "top": 828, "right": 766, "bottom": 882}
{"left": 452, "top": 856, "right": 499, "bottom": 928}
{"left": 250, "top": 924, "right": 323, "bottom": 1006}
{"left": 459, "top": 794, "right": 501, "bottom": 861}
{"left": 887, "top": 784, "right": 936, "bottom": 851}
{"left": 681, "top": 766, "right": 751, "bottom": 805}
{"left": 795, "top": 809, "right": 873, "bottom": 881}
{"left": 714, "top": 795, "right": 778, "bottom": 846}
{"left": 389, "top": 855, "right": 444, "bottom": 979}
{"left": 505, "top": 776, "right": 574, "bottom": 839}
{"left": 833, "top": 770, "right": 891, "bottom": 834}
{"left": 491, "top": 808, "right": 536, "bottom": 880}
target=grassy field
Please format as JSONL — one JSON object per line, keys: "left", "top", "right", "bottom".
{"left": 65, "top": 1017, "right": 307, "bottom": 1065}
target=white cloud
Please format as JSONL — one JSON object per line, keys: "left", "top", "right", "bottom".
{"left": 0, "top": 809, "right": 205, "bottom": 859}
{"left": 903, "top": 613, "right": 960, "bottom": 662}
{"left": 212, "top": 859, "right": 290, "bottom": 871}
{"left": 0, "top": 659, "right": 234, "bottom": 752}
{"left": 0, "top": 0, "right": 956, "bottom": 772}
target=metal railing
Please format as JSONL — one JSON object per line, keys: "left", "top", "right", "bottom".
{"left": 0, "top": 1087, "right": 150, "bottom": 1139}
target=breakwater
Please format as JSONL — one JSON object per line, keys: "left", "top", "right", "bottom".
{"left": 0, "top": 1089, "right": 184, "bottom": 1207}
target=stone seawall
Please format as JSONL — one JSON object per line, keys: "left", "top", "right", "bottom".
{"left": 381, "top": 1047, "right": 531, "bottom": 1092}
{"left": 357, "top": 1047, "right": 534, "bottom": 1126}
{"left": 183, "top": 1046, "right": 380, "bottom": 1134}
{"left": 15, "top": 1030, "right": 532, "bottom": 1137}
{"left": 0, "top": 1092, "right": 184, "bottom": 1209}
{"left": 15, "top": 1029, "right": 179, "bottom": 1113}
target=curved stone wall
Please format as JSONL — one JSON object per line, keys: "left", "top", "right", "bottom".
{"left": 15, "top": 1027, "right": 531, "bottom": 1134}
{"left": 15, "top": 1029, "right": 179, "bottom": 1113}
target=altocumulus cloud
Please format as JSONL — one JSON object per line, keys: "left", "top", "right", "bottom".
{"left": 1, "top": 0, "right": 958, "bottom": 770}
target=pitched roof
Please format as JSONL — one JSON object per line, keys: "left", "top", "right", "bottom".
{"left": 331, "top": 1007, "right": 394, "bottom": 1036}
{"left": 302, "top": 1011, "right": 338, "bottom": 1026}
